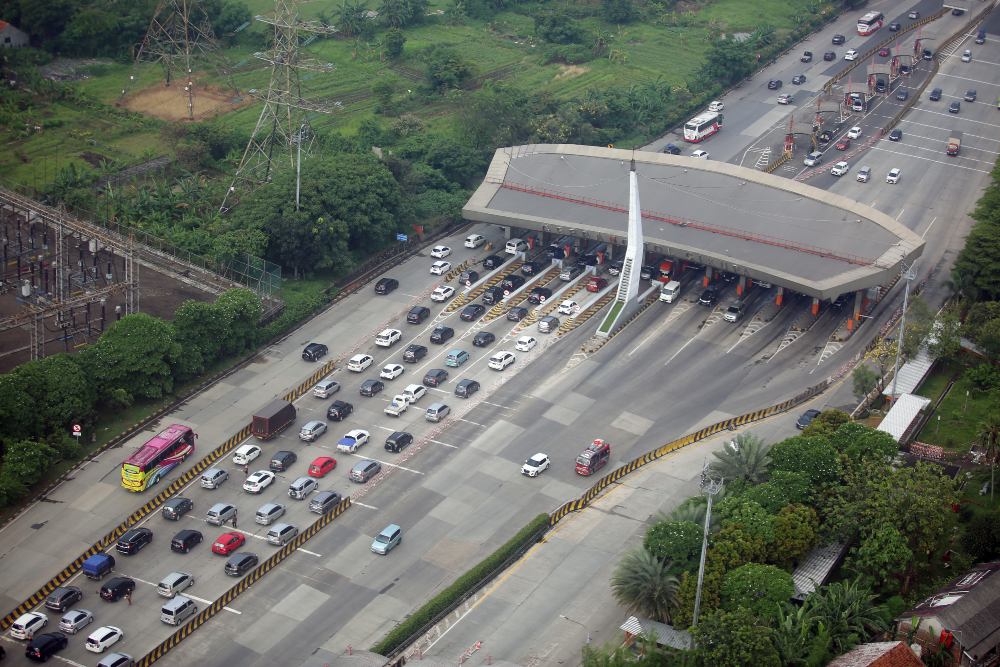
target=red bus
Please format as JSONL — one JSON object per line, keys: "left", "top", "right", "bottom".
{"left": 575, "top": 439, "right": 611, "bottom": 476}
{"left": 857, "top": 11, "right": 884, "bottom": 36}
{"left": 121, "top": 424, "right": 196, "bottom": 492}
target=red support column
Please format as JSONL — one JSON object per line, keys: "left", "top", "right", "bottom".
{"left": 775, "top": 286, "right": 784, "bottom": 306}
{"left": 703, "top": 267, "right": 713, "bottom": 287}
{"left": 811, "top": 297, "right": 820, "bottom": 316}
{"left": 737, "top": 276, "right": 746, "bottom": 296}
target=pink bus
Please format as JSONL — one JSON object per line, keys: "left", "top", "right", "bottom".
{"left": 121, "top": 424, "right": 196, "bottom": 492}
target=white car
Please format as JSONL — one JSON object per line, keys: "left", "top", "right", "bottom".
{"left": 847, "top": 126, "right": 862, "bottom": 139}
{"left": 232, "top": 444, "right": 262, "bottom": 466}
{"left": 375, "top": 328, "right": 401, "bottom": 347}
{"left": 380, "top": 363, "right": 404, "bottom": 380}
{"left": 243, "top": 470, "right": 276, "bottom": 493}
{"left": 337, "top": 429, "right": 370, "bottom": 453}
{"left": 777, "top": 93, "right": 793, "bottom": 105}
{"left": 298, "top": 420, "right": 327, "bottom": 442}
{"left": 430, "top": 245, "right": 452, "bottom": 258}
{"left": 557, "top": 299, "right": 579, "bottom": 315}
{"left": 830, "top": 161, "right": 850, "bottom": 177}
{"left": 429, "top": 260, "right": 451, "bottom": 275}
{"left": 403, "top": 384, "right": 427, "bottom": 402}
{"left": 85, "top": 626, "right": 124, "bottom": 653}
{"left": 886, "top": 168, "right": 901, "bottom": 184}
{"left": 515, "top": 335, "right": 537, "bottom": 352}
{"left": 708, "top": 100, "right": 724, "bottom": 112}
{"left": 961, "top": 49, "right": 971, "bottom": 62}
{"left": 856, "top": 165, "right": 871, "bottom": 182}
{"left": 690, "top": 149, "right": 710, "bottom": 159}
{"left": 431, "top": 286, "right": 455, "bottom": 302}
{"left": 488, "top": 351, "right": 516, "bottom": 371}
{"left": 464, "top": 234, "right": 485, "bottom": 248}
{"left": 844, "top": 49, "right": 858, "bottom": 60}
{"left": 521, "top": 453, "right": 551, "bottom": 477}
{"left": 347, "top": 353, "right": 374, "bottom": 372}
{"left": 10, "top": 611, "right": 48, "bottom": 639}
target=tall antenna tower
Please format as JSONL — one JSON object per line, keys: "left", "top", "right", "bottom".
{"left": 219, "top": 1, "right": 336, "bottom": 212}
{"left": 121, "top": 0, "right": 223, "bottom": 120}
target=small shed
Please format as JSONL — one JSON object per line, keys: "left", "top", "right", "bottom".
{"left": 0, "top": 21, "right": 28, "bottom": 48}
{"left": 876, "top": 392, "right": 931, "bottom": 443}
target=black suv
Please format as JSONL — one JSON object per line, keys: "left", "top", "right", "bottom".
{"left": 100, "top": 577, "right": 136, "bottom": 602}
{"left": 116, "top": 527, "right": 153, "bottom": 555}
{"left": 455, "top": 379, "right": 480, "bottom": 399}
{"left": 929, "top": 88, "right": 942, "bottom": 101}
{"left": 528, "top": 287, "right": 552, "bottom": 304}
{"left": 767, "top": 79, "right": 782, "bottom": 90}
{"left": 460, "top": 303, "right": 486, "bottom": 321}
{"left": 698, "top": 286, "right": 719, "bottom": 306}
{"left": 162, "top": 496, "right": 193, "bottom": 520}
{"left": 171, "top": 529, "right": 203, "bottom": 553}
{"left": 225, "top": 552, "right": 259, "bottom": 577}
{"left": 521, "top": 260, "right": 543, "bottom": 276}
{"left": 473, "top": 331, "right": 495, "bottom": 347}
{"left": 269, "top": 450, "right": 297, "bottom": 472}
{"left": 423, "top": 369, "right": 449, "bottom": 387}
{"left": 501, "top": 274, "right": 525, "bottom": 291}
{"left": 385, "top": 431, "right": 414, "bottom": 453}
{"left": 374, "top": 277, "right": 399, "bottom": 294}
{"left": 25, "top": 633, "right": 68, "bottom": 662}
{"left": 482, "top": 286, "right": 505, "bottom": 305}
{"left": 326, "top": 400, "right": 353, "bottom": 421}
{"left": 407, "top": 306, "right": 431, "bottom": 324}
{"left": 796, "top": 409, "right": 821, "bottom": 430}
{"left": 483, "top": 254, "right": 504, "bottom": 270}
{"left": 507, "top": 306, "right": 529, "bottom": 322}
{"left": 45, "top": 586, "right": 82, "bottom": 612}
{"left": 403, "top": 344, "right": 428, "bottom": 362}
{"left": 301, "top": 342, "right": 328, "bottom": 362}
{"left": 360, "top": 379, "right": 384, "bottom": 397}
{"left": 832, "top": 34, "right": 845, "bottom": 44}
{"left": 430, "top": 326, "right": 454, "bottom": 344}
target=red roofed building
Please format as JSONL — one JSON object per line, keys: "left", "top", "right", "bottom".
{"left": 827, "top": 642, "right": 923, "bottom": 667}
{"left": 0, "top": 20, "right": 29, "bottom": 48}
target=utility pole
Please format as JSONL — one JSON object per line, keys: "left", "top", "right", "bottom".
{"left": 295, "top": 123, "right": 305, "bottom": 211}
{"left": 691, "top": 460, "right": 724, "bottom": 643}
{"left": 889, "top": 262, "right": 917, "bottom": 401}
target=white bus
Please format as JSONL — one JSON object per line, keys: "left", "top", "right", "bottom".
{"left": 683, "top": 111, "right": 723, "bottom": 142}
{"left": 857, "top": 11, "right": 884, "bottom": 36}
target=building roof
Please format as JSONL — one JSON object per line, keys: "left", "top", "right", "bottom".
{"left": 791, "top": 541, "right": 850, "bottom": 600}
{"left": 463, "top": 144, "right": 924, "bottom": 300}
{"left": 876, "top": 393, "right": 931, "bottom": 443}
{"left": 827, "top": 641, "right": 923, "bottom": 667}
{"left": 620, "top": 616, "right": 691, "bottom": 649}
{"left": 883, "top": 348, "right": 934, "bottom": 398}
{"left": 901, "top": 562, "right": 1000, "bottom": 661}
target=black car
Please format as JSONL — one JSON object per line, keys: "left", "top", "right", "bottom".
{"left": 407, "top": 306, "right": 430, "bottom": 324}
{"left": 791, "top": 74, "right": 806, "bottom": 85}
{"left": 507, "top": 306, "right": 529, "bottom": 322}
{"left": 796, "top": 409, "right": 821, "bottom": 430}
{"left": 951, "top": 7, "right": 964, "bottom": 15}
{"left": 895, "top": 88, "right": 908, "bottom": 101}
{"left": 482, "top": 286, "right": 505, "bottom": 305}
{"left": 162, "top": 496, "right": 194, "bottom": 520}
{"left": 269, "top": 450, "right": 297, "bottom": 472}
{"left": 823, "top": 51, "right": 836, "bottom": 61}
{"left": 403, "top": 343, "right": 428, "bottom": 362}
{"left": 473, "top": 331, "right": 496, "bottom": 347}
{"left": 662, "top": 143, "right": 681, "bottom": 155}
{"left": 899, "top": 64, "right": 911, "bottom": 75}
{"left": 25, "top": 633, "right": 68, "bottom": 663}
{"left": 965, "top": 89, "right": 977, "bottom": 102}
{"left": 922, "top": 48, "right": 933, "bottom": 60}
{"left": 423, "top": 369, "right": 449, "bottom": 387}
{"left": 888, "top": 21, "right": 900, "bottom": 31}
{"left": 359, "top": 379, "right": 384, "bottom": 397}
{"left": 698, "top": 287, "right": 719, "bottom": 306}
{"left": 639, "top": 265, "right": 656, "bottom": 280}
{"left": 430, "top": 326, "right": 454, "bottom": 344}
{"left": 326, "top": 400, "right": 353, "bottom": 421}
{"left": 225, "top": 552, "right": 259, "bottom": 577}
{"left": 888, "top": 128, "right": 902, "bottom": 141}
{"left": 100, "top": 577, "right": 135, "bottom": 602}
{"left": 459, "top": 269, "right": 480, "bottom": 285}
{"left": 45, "top": 586, "right": 82, "bottom": 612}
{"left": 374, "top": 277, "right": 399, "bottom": 295}
{"left": 928, "top": 87, "right": 942, "bottom": 101}
{"left": 607, "top": 260, "right": 623, "bottom": 276}
{"left": 521, "top": 260, "right": 543, "bottom": 276}
{"left": 527, "top": 287, "right": 552, "bottom": 304}
{"left": 170, "top": 529, "right": 203, "bottom": 553}
{"left": 832, "top": 33, "right": 845, "bottom": 45}
{"left": 949, "top": 101, "right": 961, "bottom": 113}
{"left": 482, "top": 254, "right": 504, "bottom": 270}
{"left": 455, "top": 379, "right": 481, "bottom": 399}
{"left": 384, "top": 431, "right": 413, "bottom": 453}
{"left": 800, "top": 51, "right": 812, "bottom": 62}
{"left": 116, "top": 527, "right": 153, "bottom": 555}
{"left": 460, "top": 303, "right": 487, "bottom": 321}
{"left": 501, "top": 274, "right": 525, "bottom": 291}
{"left": 301, "top": 342, "right": 328, "bottom": 362}
{"left": 818, "top": 129, "right": 835, "bottom": 144}
{"left": 875, "top": 79, "right": 886, "bottom": 93}
{"left": 767, "top": 79, "right": 782, "bottom": 90}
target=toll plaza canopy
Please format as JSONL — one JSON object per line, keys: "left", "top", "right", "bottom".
{"left": 463, "top": 144, "right": 924, "bottom": 300}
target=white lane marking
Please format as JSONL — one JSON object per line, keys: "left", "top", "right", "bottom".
{"left": 726, "top": 317, "right": 774, "bottom": 354}
{"left": 896, "top": 208, "right": 905, "bottom": 221}
{"left": 52, "top": 656, "right": 87, "bottom": 667}
{"left": 297, "top": 548, "right": 322, "bottom": 557}
{"left": 352, "top": 501, "right": 379, "bottom": 510}
{"left": 459, "top": 418, "right": 487, "bottom": 428}
{"left": 348, "top": 454, "right": 423, "bottom": 475}
{"left": 183, "top": 592, "right": 242, "bottom": 615}
{"left": 664, "top": 335, "right": 697, "bottom": 366}
{"left": 921, "top": 216, "right": 937, "bottom": 239}
{"left": 479, "top": 400, "right": 517, "bottom": 410}
{"left": 428, "top": 439, "right": 459, "bottom": 449}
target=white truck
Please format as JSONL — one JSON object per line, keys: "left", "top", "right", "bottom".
{"left": 384, "top": 395, "right": 412, "bottom": 417}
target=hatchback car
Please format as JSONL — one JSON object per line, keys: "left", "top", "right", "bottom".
{"left": 96, "top": 653, "right": 134, "bottom": 667}
{"left": 878, "top": 47, "right": 890, "bottom": 57}
{"left": 835, "top": 137, "right": 850, "bottom": 151}
{"left": 776, "top": 93, "right": 793, "bottom": 105}
{"left": 269, "top": 450, "right": 297, "bottom": 472}
{"left": 423, "top": 368, "right": 449, "bottom": 387}
{"left": 243, "top": 470, "right": 275, "bottom": 494}
{"left": 99, "top": 577, "right": 135, "bottom": 602}
{"left": 767, "top": 79, "right": 782, "bottom": 89}
{"left": 385, "top": 431, "right": 414, "bottom": 453}
{"left": 359, "top": 379, "right": 385, "bottom": 397}
{"left": 170, "top": 529, "right": 203, "bottom": 553}
{"left": 846, "top": 126, "right": 862, "bottom": 139}
{"left": 298, "top": 420, "right": 327, "bottom": 442}
{"left": 844, "top": 49, "right": 858, "bottom": 60}
{"left": 232, "top": 444, "right": 262, "bottom": 466}
{"left": 371, "top": 524, "right": 402, "bottom": 555}
{"left": 661, "top": 143, "right": 681, "bottom": 155}
{"left": 255, "top": 502, "right": 286, "bottom": 525}
{"left": 454, "top": 378, "right": 480, "bottom": 399}
{"left": 823, "top": 51, "right": 836, "bottom": 61}
{"left": 45, "top": 587, "right": 83, "bottom": 612}
{"left": 888, "top": 129, "right": 902, "bottom": 141}
{"left": 528, "top": 287, "right": 552, "bottom": 304}
{"left": 896, "top": 89, "right": 909, "bottom": 101}
{"left": 482, "top": 285, "right": 506, "bottom": 304}
{"left": 301, "top": 342, "right": 327, "bottom": 362}
{"left": 515, "top": 336, "right": 538, "bottom": 352}
{"left": 116, "top": 527, "right": 153, "bottom": 555}
{"left": 724, "top": 303, "right": 745, "bottom": 322}
{"left": 908, "top": 10, "right": 919, "bottom": 18}
{"left": 11, "top": 611, "right": 48, "bottom": 640}
{"left": 488, "top": 351, "right": 516, "bottom": 371}
{"left": 430, "top": 245, "right": 451, "bottom": 258}
{"left": 212, "top": 531, "right": 245, "bottom": 556}
{"left": 922, "top": 48, "right": 933, "bottom": 60}
{"left": 521, "top": 453, "right": 551, "bottom": 477}
{"left": 949, "top": 101, "right": 961, "bottom": 113}
{"left": 929, "top": 88, "right": 942, "bottom": 101}
{"left": 507, "top": 306, "right": 529, "bottom": 321}
{"left": 482, "top": 254, "right": 504, "bottom": 269}
{"left": 961, "top": 49, "right": 971, "bottom": 62}
{"left": 832, "top": 33, "right": 845, "bottom": 44}
{"left": 26, "top": 632, "right": 68, "bottom": 662}
{"left": 308, "top": 456, "right": 337, "bottom": 478}
{"left": 403, "top": 344, "right": 428, "bottom": 362}
{"left": 430, "top": 326, "right": 454, "bottom": 344}
{"left": 350, "top": 459, "right": 382, "bottom": 483}
{"left": 886, "top": 168, "right": 901, "bottom": 184}
{"left": 460, "top": 303, "right": 487, "bottom": 321}
{"left": 161, "top": 496, "right": 193, "bottom": 520}
{"left": 690, "top": 149, "right": 710, "bottom": 159}
{"left": 965, "top": 90, "right": 977, "bottom": 102}
{"left": 59, "top": 609, "right": 94, "bottom": 634}
{"left": 224, "top": 552, "right": 259, "bottom": 576}
{"left": 326, "top": 400, "right": 353, "bottom": 421}
{"left": 374, "top": 277, "right": 399, "bottom": 294}
{"left": 429, "top": 260, "right": 451, "bottom": 275}
{"left": 86, "top": 626, "right": 123, "bottom": 653}
{"left": 791, "top": 74, "right": 806, "bottom": 85}
{"left": 431, "top": 285, "right": 455, "bottom": 302}
{"left": 380, "top": 364, "right": 404, "bottom": 380}
{"left": 464, "top": 233, "right": 486, "bottom": 248}
{"left": 473, "top": 331, "right": 496, "bottom": 347}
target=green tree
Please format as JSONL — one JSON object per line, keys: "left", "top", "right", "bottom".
{"left": 806, "top": 580, "right": 886, "bottom": 654}
{"left": 951, "top": 218, "right": 1000, "bottom": 302}
{"left": 699, "top": 37, "right": 755, "bottom": 87}
{"left": 977, "top": 414, "right": 1000, "bottom": 501}
{"left": 692, "top": 607, "right": 782, "bottom": 667}
{"left": 801, "top": 410, "right": 850, "bottom": 437}
{"left": 602, "top": 0, "right": 637, "bottom": 23}
{"left": 864, "top": 338, "right": 897, "bottom": 377}
{"left": 961, "top": 511, "right": 1000, "bottom": 560}
{"left": 385, "top": 27, "right": 405, "bottom": 59}
{"left": 6, "top": 354, "right": 95, "bottom": 438}
{"left": 852, "top": 365, "right": 880, "bottom": 401}
{"left": 534, "top": 9, "right": 585, "bottom": 44}
{"left": 768, "top": 435, "right": 842, "bottom": 487}
{"left": 0, "top": 373, "right": 36, "bottom": 441}
{"left": 644, "top": 520, "right": 703, "bottom": 574}
{"left": 394, "top": 132, "right": 487, "bottom": 187}
{"left": 459, "top": 81, "right": 534, "bottom": 150}
{"left": 215, "top": 288, "right": 262, "bottom": 355}
{"left": 721, "top": 563, "right": 794, "bottom": 623}
{"left": 17, "top": 0, "right": 73, "bottom": 42}
{"left": 610, "top": 547, "right": 680, "bottom": 623}
{"left": 848, "top": 525, "right": 912, "bottom": 590}
{"left": 718, "top": 496, "right": 774, "bottom": 545}
{"left": 338, "top": 0, "right": 373, "bottom": 37}
{"left": 930, "top": 309, "right": 962, "bottom": 362}
{"left": 80, "top": 313, "right": 182, "bottom": 403}
{"left": 773, "top": 603, "right": 830, "bottom": 667}
{"left": 708, "top": 432, "right": 771, "bottom": 484}
{"left": 772, "top": 504, "right": 819, "bottom": 567}
{"left": 421, "top": 44, "right": 473, "bottom": 91}
{"left": 826, "top": 422, "right": 898, "bottom": 465}
{"left": 172, "top": 299, "right": 231, "bottom": 378}
{"left": 0, "top": 439, "right": 59, "bottom": 506}
{"left": 59, "top": 7, "right": 120, "bottom": 55}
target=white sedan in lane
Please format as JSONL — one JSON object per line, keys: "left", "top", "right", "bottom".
{"left": 232, "top": 444, "right": 262, "bottom": 466}
{"left": 521, "top": 453, "right": 551, "bottom": 477}
{"left": 431, "top": 285, "right": 455, "bottom": 302}
{"left": 242, "top": 470, "right": 276, "bottom": 494}
{"left": 690, "top": 149, "right": 710, "bottom": 159}
{"left": 844, "top": 49, "right": 858, "bottom": 60}
{"left": 380, "top": 364, "right": 404, "bottom": 380}
{"left": 85, "top": 626, "right": 124, "bottom": 653}
{"left": 514, "top": 335, "right": 537, "bottom": 352}
{"left": 430, "top": 260, "right": 451, "bottom": 276}
{"left": 430, "top": 245, "right": 452, "bottom": 258}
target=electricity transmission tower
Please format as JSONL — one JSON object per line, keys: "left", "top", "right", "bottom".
{"left": 122, "top": 0, "right": 226, "bottom": 120}
{"left": 220, "top": 0, "right": 336, "bottom": 213}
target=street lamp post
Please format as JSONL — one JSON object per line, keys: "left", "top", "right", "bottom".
{"left": 559, "top": 614, "right": 591, "bottom": 644}
{"left": 889, "top": 262, "right": 917, "bottom": 401}
{"left": 692, "top": 460, "right": 724, "bottom": 644}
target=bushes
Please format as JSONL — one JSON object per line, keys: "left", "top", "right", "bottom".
{"left": 370, "top": 513, "right": 549, "bottom": 656}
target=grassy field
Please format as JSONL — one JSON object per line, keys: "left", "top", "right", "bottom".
{"left": 916, "top": 361, "right": 997, "bottom": 451}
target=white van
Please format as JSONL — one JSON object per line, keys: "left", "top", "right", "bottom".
{"left": 659, "top": 280, "right": 681, "bottom": 303}
{"left": 160, "top": 595, "right": 197, "bottom": 625}
{"left": 464, "top": 234, "right": 485, "bottom": 249}
{"left": 505, "top": 238, "right": 528, "bottom": 254}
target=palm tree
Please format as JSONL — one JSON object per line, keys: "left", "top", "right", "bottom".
{"left": 708, "top": 432, "right": 772, "bottom": 484}
{"left": 977, "top": 415, "right": 1000, "bottom": 501}
{"left": 610, "top": 548, "right": 679, "bottom": 624}
{"left": 806, "top": 579, "right": 886, "bottom": 654}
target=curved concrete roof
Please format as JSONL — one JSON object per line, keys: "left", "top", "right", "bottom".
{"left": 463, "top": 144, "right": 924, "bottom": 300}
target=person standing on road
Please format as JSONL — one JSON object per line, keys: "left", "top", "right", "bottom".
{"left": 125, "top": 590, "right": 132, "bottom": 605}
{"left": 232, "top": 513, "right": 238, "bottom": 529}
{"left": 242, "top": 463, "right": 249, "bottom": 475}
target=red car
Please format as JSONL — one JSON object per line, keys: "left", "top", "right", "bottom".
{"left": 308, "top": 456, "right": 337, "bottom": 478}
{"left": 835, "top": 137, "right": 851, "bottom": 151}
{"left": 212, "top": 531, "right": 245, "bottom": 556}
{"left": 586, "top": 276, "right": 608, "bottom": 293}
{"left": 878, "top": 47, "right": 890, "bottom": 57}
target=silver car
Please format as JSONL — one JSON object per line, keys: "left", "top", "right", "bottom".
{"left": 59, "top": 609, "right": 94, "bottom": 634}
{"left": 255, "top": 502, "right": 286, "bottom": 525}
{"left": 298, "top": 420, "right": 327, "bottom": 442}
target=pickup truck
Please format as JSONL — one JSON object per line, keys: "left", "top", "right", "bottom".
{"left": 384, "top": 395, "right": 412, "bottom": 417}
{"left": 402, "top": 384, "right": 427, "bottom": 403}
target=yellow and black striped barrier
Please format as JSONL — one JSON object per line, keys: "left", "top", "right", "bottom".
{"left": 0, "top": 359, "right": 337, "bottom": 631}
{"left": 136, "top": 498, "right": 351, "bottom": 667}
